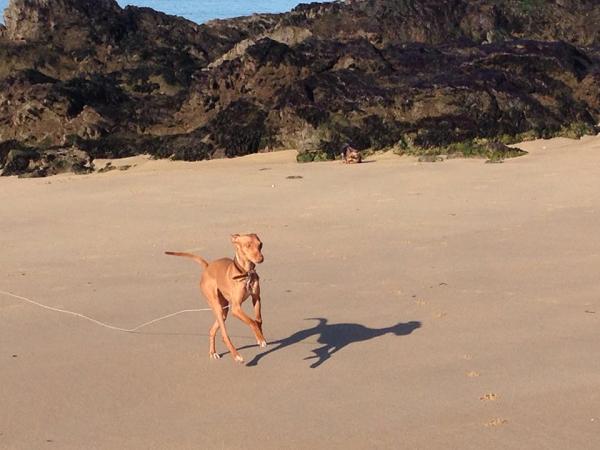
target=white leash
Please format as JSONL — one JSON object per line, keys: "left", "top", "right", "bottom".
{"left": 0, "top": 289, "right": 222, "bottom": 333}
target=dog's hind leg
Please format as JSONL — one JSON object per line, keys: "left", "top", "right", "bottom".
{"left": 208, "top": 303, "right": 229, "bottom": 360}
{"left": 202, "top": 282, "right": 242, "bottom": 362}
{"left": 210, "top": 306, "right": 242, "bottom": 362}
{"left": 208, "top": 320, "right": 220, "bottom": 359}
{"left": 215, "top": 311, "right": 244, "bottom": 363}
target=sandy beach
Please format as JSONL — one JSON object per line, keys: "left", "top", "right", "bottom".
{"left": 1, "top": 136, "right": 599, "bottom": 449}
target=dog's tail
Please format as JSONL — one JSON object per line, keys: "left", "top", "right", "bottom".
{"left": 164, "top": 251, "right": 209, "bottom": 269}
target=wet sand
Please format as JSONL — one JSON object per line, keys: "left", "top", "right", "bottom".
{"left": 1, "top": 136, "right": 599, "bottom": 449}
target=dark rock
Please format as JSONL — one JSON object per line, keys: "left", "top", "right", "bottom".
{"left": 97, "top": 162, "right": 115, "bottom": 173}
{"left": 0, "top": 143, "right": 40, "bottom": 175}
{"left": 0, "top": 143, "right": 92, "bottom": 177}
{"left": 170, "top": 141, "right": 214, "bottom": 161}
{"left": 3, "top": 0, "right": 122, "bottom": 43}
{"left": 210, "top": 100, "right": 268, "bottom": 157}
{"left": 40, "top": 146, "right": 94, "bottom": 176}
{"left": 0, "top": 0, "right": 599, "bottom": 175}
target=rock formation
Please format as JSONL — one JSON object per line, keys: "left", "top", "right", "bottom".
{"left": 1, "top": 0, "right": 599, "bottom": 175}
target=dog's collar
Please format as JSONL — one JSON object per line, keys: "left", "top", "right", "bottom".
{"left": 232, "top": 255, "right": 251, "bottom": 275}
{"left": 232, "top": 255, "right": 257, "bottom": 290}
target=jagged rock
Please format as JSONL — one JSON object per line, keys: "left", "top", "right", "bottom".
{"left": 0, "top": 143, "right": 92, "bottom": 177}
{"left": 0, "top": 141, "right": 39, "bottom": 175}
{"left": 209, "top": 100, "right": 268, "bottom": 157}
{"left": 3, "top": 0, "right": 121, "bottom": 42}
{"left": 0, "top": 0, "right": 599, "bottom": 175}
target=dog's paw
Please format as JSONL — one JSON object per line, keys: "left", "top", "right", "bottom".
{"left": 234, "top": 354, "right": 245, "bottom": 363}
{"left": 209, "top": 352, "right": 221, "bottom": 360}
{"left": 258, "top": 339, "right": 267, "bottom": 348}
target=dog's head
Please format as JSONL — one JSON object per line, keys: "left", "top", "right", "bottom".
{"left": 231, "top": 233, "right": 264, "bottom": 264}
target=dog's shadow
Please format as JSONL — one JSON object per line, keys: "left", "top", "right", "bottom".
{"left": 246, "top": 318, "right": 421, "bottom": 368}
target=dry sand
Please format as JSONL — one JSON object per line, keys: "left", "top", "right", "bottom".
{"left": 1, "top": 136, "right": 599, "bottom": 449}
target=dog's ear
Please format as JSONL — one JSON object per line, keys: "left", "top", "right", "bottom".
{"left": 231, "top": 234, "right": 240, "bottom": 243}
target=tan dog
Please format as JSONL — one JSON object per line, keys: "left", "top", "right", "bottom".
{"left": 166, "top": 233, "right": 266, "bottom": 363}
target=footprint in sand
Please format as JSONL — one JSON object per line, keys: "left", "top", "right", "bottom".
{"left": 480, "top": 393, "right": 498, "bottom": 401}
{"left": 466, "top": 371, "right": 480, "bottom": 377}
{"left": 485, "top": 418, "right": 508, "bottom": 427}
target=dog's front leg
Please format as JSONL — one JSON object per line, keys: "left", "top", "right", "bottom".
{"left": 251, "top": 294, "right": 263, "bottom": 334}
{"left": 230, "top": 293, "right": 267, "bottom": 348}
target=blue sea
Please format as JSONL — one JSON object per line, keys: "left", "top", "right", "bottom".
{"left": 0, "top": 0, "right": 331, "bottom": 25}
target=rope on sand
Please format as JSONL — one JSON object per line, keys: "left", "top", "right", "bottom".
{"left": 0, "top": 289, "right": 221, "bottom": 333}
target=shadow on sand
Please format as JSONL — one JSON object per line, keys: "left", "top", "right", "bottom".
{"left": 246, "top": 318, "right": 421, "bottom": 368}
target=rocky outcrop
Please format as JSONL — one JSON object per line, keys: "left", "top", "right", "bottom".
{"left": 0, "top": 0, "right": 599, "bottom": 176}
{"left": 287, "top": 0, "right": 600, "bottom": 47}
{"left": 0, "top": 140, "right": 92, "bottom": 177}
{"left": 3, "top": 0, "right": 121, "bottom": 43}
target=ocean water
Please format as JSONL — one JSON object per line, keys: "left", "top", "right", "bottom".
{"left": 0, "top": 0, "right": 331, "bottom": 25}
